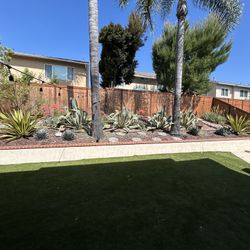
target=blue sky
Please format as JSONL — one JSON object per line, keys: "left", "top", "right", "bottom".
{"left": 0, "top": 0, "right": 249, "bottom": 85}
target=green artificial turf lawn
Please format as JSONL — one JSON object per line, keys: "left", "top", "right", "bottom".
{"left": 0, "top": 152, "right": 249, "bottom": 249}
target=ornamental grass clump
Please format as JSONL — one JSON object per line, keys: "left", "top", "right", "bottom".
{"left": 202, "top": 105, "right": 227, "bottom": 125}
{"left": 0, "top": 110, "right": 39, "bottom": 141}
{"left": 202, "top": 112, "right": 227, "bottom": 125}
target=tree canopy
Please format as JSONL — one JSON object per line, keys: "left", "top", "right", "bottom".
{"left": 152, "top": 16, "right": 232, "bottom": 94}
{"left": 99, "top": 12, "right": 145, "bottom": 88}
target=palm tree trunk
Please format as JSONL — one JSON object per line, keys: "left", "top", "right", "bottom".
{"left": 88, "top": 0, "right": 104, "bottom": 141}
{"left": 170, "top": 0, "right": 188, "bottom": 136}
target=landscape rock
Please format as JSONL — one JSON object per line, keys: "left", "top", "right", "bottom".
{"left": 108, "top": 137, "right": 119, "bottom": 143}
{"left": 132, "top": 137, "right": 142, "bottom": 142}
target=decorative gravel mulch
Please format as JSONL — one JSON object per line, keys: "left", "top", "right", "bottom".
{"left": 0, "top": 118, "right": 249, "bottom": 148}
{"left": 0, "top": 125, "right": 248, "bottom": 148}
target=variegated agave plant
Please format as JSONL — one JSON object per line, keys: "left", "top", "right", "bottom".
{"left": 147, "top": 110, "right": 173, "bottom": 131}
{"left": 58, "top": 108, "right": 91, "bottom": 134}
{"left": 105, "top": 107, "right": 144, "bottom": 132}
{"left": 0, "top": 110, "right": 39, "bottom": 141}
{"left": 181, "top": 111, "right": 197, "bottom": 130}
{"left": 56, "top": 98, "right": 92, "bottom": 135}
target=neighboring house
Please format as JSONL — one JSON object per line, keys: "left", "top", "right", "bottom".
{"left": 207, "top": 81, "right": 250, "bottom": 100}
{"left": 116, "top": 71, "right": 158, "bottom": 91}
{"left": 9, "top": 52, "right": 89, "bottom": 87}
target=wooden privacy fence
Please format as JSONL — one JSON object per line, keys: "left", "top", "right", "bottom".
{"left": 27, "top": 83, "right": 250, "bottom": 117}
{"left": 213, "top": 98, "right": 250, "bottom": 118}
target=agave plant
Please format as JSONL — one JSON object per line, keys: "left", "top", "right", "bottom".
{"left": 0, "top": 110, "right": 39, "bottom": 141}
{"left": 105, "top": 107, "right": 144, "bottom": 132}
{"left": 58, "top": 108, "right": 91, "bottom": 135}
{"left": 147, "top": 110, "right": 173, "bottom": 131}
{"left": 227, "top": 114, "right": 250, "bottom": 135}
{"left": 181, "top": 111, "right": 197, "bottom": 130}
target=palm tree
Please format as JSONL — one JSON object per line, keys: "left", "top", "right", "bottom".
{"left": 88, "top": 0, "right": 104, "bottom": 141}
{"left": 119, "top": 0, "right": 242, "bottom": 136}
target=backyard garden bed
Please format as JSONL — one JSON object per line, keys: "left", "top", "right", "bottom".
{"left": 0, "top": 118, "right": 249, "bottom": 148}
{"left": 0, "top": 96, "right": 249, "bottom": 148}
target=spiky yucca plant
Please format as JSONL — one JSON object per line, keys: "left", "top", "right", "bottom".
{"left": 0, "top": 110, "right": 39, "bottom": 141}
{"left": 227, "top": 114, "right": 250, "bottom": 135}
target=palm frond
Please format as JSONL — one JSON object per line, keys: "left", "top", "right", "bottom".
{"left": 119, "top": 0, "right": 175, "bottom": 30}
{"left": 193, "top": 0, "right": 243, "bottom": 30}
{"left": 118, "top": 0, "right": 130, "bottom": 8}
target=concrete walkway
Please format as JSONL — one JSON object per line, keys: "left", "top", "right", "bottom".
{"left": 232, "top": 151, "right": 250, "bottom": 163}
{"left": 0, "top": 139, "right": 250, "bottom": 165}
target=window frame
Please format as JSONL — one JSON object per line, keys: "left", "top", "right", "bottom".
{"left": 221, "top": 88, "right": 229, "bottom": 97}
{"left": 44, "top": 64, "right": 75, "bottom": 81}
{"left": 240, "top": 89, "right": 248, "bottom": 98}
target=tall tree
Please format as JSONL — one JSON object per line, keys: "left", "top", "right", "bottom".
{"left": 119, "top": 0, "right": 242, "bottom": 136}
{"left": 153, "top": 16, "right": 232, "bottom": 95}
{"left": 88, "top": 0, "right": 103, "bottom": 141}
{"left": 99, "top": 12, "right": 145, "bottom": 88}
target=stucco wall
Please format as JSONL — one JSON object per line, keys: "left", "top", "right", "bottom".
{"left": 207, "top": 84, "right": 250, "bottom": 100}
{"left": 10, "top": 55, "right": 88, "bottom": 87}
{"left": 116, "top": 76, "right": 158, "bottom": 91}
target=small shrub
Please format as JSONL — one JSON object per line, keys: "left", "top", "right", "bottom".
{"left": 62, "top": 130, "right": 75, "bottom": 141}
{"left": 34, "top": 129, "right": 48, "bottom": 140}
{"left": 0, "top": 110, "right": 39, "bottom": 141}
{"left": 227, "top": 114, "right": 250, "bottom": 135}
{"left": 188, "top": 127, "right": 200, "bottom": 136}
{"left": 202, "top": 112, "right": 227, "bottom": 125}
{"left": 181, "top": 111, "right": 197, "bottom": 130}
{"left": 215, "top": 127, "right": 231, "bottom": 136}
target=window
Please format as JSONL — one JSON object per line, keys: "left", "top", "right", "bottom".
{"left": 45, "top": 65, "right": 74, "bottom": 81}
{"left": 45, "top": 65, "right": 52, "bottom": 79}
{"left": 240, "top": 90, "right": 248, "bottom": 98}
{"left": 221, "top": 88, "right": 229, "bottom": 97}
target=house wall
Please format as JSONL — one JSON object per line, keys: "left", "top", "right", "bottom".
{"left": 116, "top": 76, "right": 158, "bottom": 91}
{"left": 233, "top": 87, "right": 250, "bottom": 100}
{"left": 207, "top": 84, "right": 250, "bottom": 100}
{"left": 10, "top": 56, "right": 88, "bottom": 87}
{"left": 215, "top": 84, "right": 233, "bottom": 99}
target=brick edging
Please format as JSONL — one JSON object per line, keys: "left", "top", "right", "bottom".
{"left": 0, "top": 137, "right": 250, "bottom": 151}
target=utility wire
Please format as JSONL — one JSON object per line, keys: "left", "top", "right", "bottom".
{"left": 0, "top": 60, "right": 45, "bottom": 83}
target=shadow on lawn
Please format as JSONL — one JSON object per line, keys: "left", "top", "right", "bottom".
{"left": 0, "top": 158, "right": 249, "bottom": 250}
{"left": 243, "top": 168, "right": 250, "bottom": 174}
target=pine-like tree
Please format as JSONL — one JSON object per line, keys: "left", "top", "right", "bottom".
{"left": 99, "top": 12, "right": 145, "bottom": 88}
{"left": 152, "top": 16, "right": 232, "bottom": 95}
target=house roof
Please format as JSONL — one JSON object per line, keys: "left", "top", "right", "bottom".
{"left": 13, "top": 52, "right": 88, "bottom": 66}
{"left": 134, "top": 71, "right": 156, "bottom": 79}
{"left": 212, "top": 81, "right": 250, "bottom": 90}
